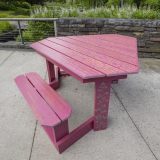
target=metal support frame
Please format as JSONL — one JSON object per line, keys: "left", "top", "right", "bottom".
{"left": 54, "top": 20, "right": 58, "bottom": 37}
{"left": 17, "top": 21, "right": 24, "bottom": 45}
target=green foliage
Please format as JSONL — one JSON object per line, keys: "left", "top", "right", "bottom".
{"left": 14, "top": 7, "right": 30, "bottom": 15}
{"left": 107, "top": 0, "right": 120, "bottom": 7}
{"left": 0, "top": 0, "right": 47, "bottom": 5}
{"left": 106, "top": 0, "right": 135, "bottom": 7}
{"left": 65, "top": 0, "right": 109, "bottom": 8}
{"left": 25, "top": 0, "right": 48, "bottom": 5}
{"left": 84, "top": 5, "right": 160, "bottom": 19}
{"left": 0, "top": 0, "right": 30, "bottom": 15}
{"left": 16, "top": 30, "right": 34, "bottom": 42}
{"left": 142, "top": 0, "right": 160, "bottom": 9}
{"left": 132, "top": 7, "right": 160, "bottom": 19}
{"left": 0, "top": 11, "right": 29, "bottom": 18}
{"left": 17, "top": 20, "right": 54, "bottom": 42}
{"left": 0, "top": 21, "right": 13, "bottom": 33}
{"left": 30, "top": 4, "right": 160, "bottom": 19}
{"left": 0, "top": 13, "right": 10, "bottom": 18}
{"left": 0, "top": 1, "right": 10, "bottom": 10}
{"left": 16, "top": 1, "right": 31, "bottom": 9}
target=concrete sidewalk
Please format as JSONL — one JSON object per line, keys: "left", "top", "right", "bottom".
{"left": 0, "top": 49, "right": 160, "bottom": 160}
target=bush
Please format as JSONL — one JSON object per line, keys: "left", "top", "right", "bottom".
{"left": 17, "top": 21, "right": 54, "bottom": 42}
{"left": 14, "top": 7, "right": 30, "bottom": 15}
{"left": 107, "top": 0, "right": 120, "bottom": 7}
{"left": 17, "top": 2, "right": 31, "bottom": 9}
{"left": 16, "top": 31, "right": 33, "bottom": 42}
{"left": 30, "top": 3, "right": 160, "bottom": 19}
{"left": 132, "top": 7, "right": 160, "bottom": 19}
{"left": 0, "top": 1, "right": 31, "bottom": 16}
{"left": 0, "top": 22, "right": 13, "bottom": 33}
{"left": 142, "top": 0, "right": 160, "bottom": 9}
{"left": 0, "top": 2, "right": 10, "bottom": 10}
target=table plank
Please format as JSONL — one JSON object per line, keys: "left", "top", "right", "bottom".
{"left": 77, "top": 35, "right": 137, "bottom": 57}
{"left": 47, "top": 37, "right": 138, "bottom": 74}
{"left": 40, "top": 39, "right": 128, "bottom": 76}
{"left": 15, "top": 75, "right": 61, "bottom": 126}
{"left": 96, "top": 34, "right": 137, "bottom": 47}
{"left": 26, "top": 72, "right": 72, "bottom": 121}
{"left": 58, "top": 36, "right": 138, "bottom": 66}
{"left": 31, "top": 42, "right": 105, "bottom": 82}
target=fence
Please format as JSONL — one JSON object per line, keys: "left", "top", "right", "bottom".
{"left": 0, "top": 18, "right": 58, "bottom": 45}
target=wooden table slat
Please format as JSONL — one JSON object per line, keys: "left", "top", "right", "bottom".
{"left": 47, "top": 38, "right": 138, "bottom": 74}
{"left": 31, "top": 42, "right": 105, "bottom": 82}
{"left": 59, "top": 36, "right": 138, "bottom": 66}
{"left": 77, "top": 35, "right": 137, "bottom": 57}
{"left": 96, "top": 34, "right": 137, "bottom": 46}
{"left": 41, "top": 39, "right": 127, "bottom": 76}
{"left": 69, "top": 36, "right": 138, "bottom": 63}
{"left": 31, "top": 34, "right": 139, "bottom": 82}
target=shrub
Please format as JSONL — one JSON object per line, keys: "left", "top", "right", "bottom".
{"left": 0, "top": 22, "right": 13, "bottom": 33}
{"left": 132, "top": 7, "right": 160, "bottom": 19}
{"left": 82, "top": 5, "right": 160, "bottom": 19}
{"left": 16, "top": 31, "right": 33, "bottom": 42}
{"left": 17, "top": 2, "right": 31, "bottom": 9}
{"left": 107, "top": 0, "right": 120, "bottom": 7}
{"left": 142, "top": 0, "right": 160, "bottom": 9}
{"left": 0, "top": 2, "right": 11, "bottom": 10}
{"left": 30, "top": 3, "right": 160, "bottom": 19}
{"left": 17, "top": 21, "right": 54, "bottom": 42}
{"left": 60, "top": 7, "right": 81, "bottom": 17}
{"left": 14, "top": 7, "right": 30, "bottom": 15}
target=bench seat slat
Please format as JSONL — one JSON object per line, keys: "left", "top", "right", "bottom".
{"left": 15, "top": 75, "right": 61, "bottom": 127}
{"left": 26, "top": 72, "right": 72, "bottom": 121}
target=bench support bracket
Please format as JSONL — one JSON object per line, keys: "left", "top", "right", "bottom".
{"left": 43, "top": 117, "right": 94, "bottom": 153}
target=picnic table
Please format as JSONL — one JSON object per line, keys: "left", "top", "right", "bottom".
{"left": 31, "top": 34, "right": 139, "bottom": 129}
{"left": 16, "top": 34, "right": 139, "bottom": 153}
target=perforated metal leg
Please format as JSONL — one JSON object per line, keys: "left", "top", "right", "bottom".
{"left": 94, "top": 78, "right": 111, "bottom": 131}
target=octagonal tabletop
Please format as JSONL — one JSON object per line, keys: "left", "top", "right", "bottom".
{"left": 31, "top": 34, "right": 139, "bottom": 82}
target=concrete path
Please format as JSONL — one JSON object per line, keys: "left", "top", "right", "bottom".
{"left": 0, "top": 49, "right": 160, "bottom": 160}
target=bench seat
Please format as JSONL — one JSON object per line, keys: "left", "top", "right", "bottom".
{"left": 15, "top": 72, "right": 72, "bottom": 125}
{"left": 15, "top": 72, "right": 93, "bottom": 153}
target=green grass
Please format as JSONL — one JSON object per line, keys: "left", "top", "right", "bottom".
{"left": 0, "top": 11, "right": 29, "bottom": 18}
{"left": 0, "top": 21, "right": 13, "bottom": 33}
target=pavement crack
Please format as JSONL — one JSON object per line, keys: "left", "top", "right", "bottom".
{"left": 112, "top": 87, "right": 159, "bottom": 160}
{"left": 29, "top": 120, "right": 38, "bottom": 160}
{"left": 0, "top": 51, "right": 14, "bottom": 66}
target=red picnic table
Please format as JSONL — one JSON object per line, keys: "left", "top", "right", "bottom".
{"left": 15, "top": 34, "right": 139, "bottom": 153}
{"left": 31, "top": 34, "right": 139, "bottom": 129}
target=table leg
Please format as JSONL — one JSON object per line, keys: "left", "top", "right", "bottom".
{"left": 94, "top": 79, "right": 111, "bottom": 131}
{"left": 46, "top": 60, "right": 60, "bottom": 89}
